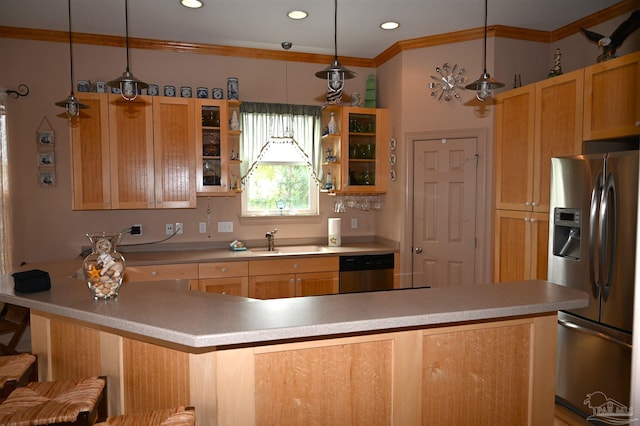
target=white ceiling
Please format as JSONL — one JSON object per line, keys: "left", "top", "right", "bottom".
{"left": 0, "top": 0, "right": 623, "bottom": 58}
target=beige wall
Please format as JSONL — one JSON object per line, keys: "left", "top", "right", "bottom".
{"left": 2, "top": 12, "right": 638, "bottom": 274}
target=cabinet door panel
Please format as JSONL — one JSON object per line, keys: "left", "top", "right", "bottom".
{"left": 198, "top": 277, "right": 248, "bottom": 297}
{"left": 295, "top": 271, "right": 339, "bottom": 296}
{"left": 494, "top": 210, "right": 528, "bottom": 282}
{"left": 534, "top": 71, "right": 584, "bottom": 212}
{"left": 153, "top": 97, "right": 196, "bottom": 208}
{"left": 494, "top": 87, "right": 535, "bottom": 211}
{"left": 584, "top": 52, "right": 640, "bottom": 140}
{"left": 249, "top": 274, "right": 295, "bottom": 299}
{"left": 532, "top": 213, "right": 549, "bottom": 281}
{"left": 72, "top": 94, "right": 111, "bottom": 210}
{"left": 124, "top": 263, "right": 198, "bottom": 283}
{"left": 108, "top": 95, "right": 155, "bottom": 209}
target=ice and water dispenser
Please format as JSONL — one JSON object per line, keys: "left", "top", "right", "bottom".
{"left": 552, "top": 208, "right": 582, "bottom": 260}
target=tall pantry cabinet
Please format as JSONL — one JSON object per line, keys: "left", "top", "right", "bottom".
{"left": 493, "top": 70, "right": 583, "bottom": 282}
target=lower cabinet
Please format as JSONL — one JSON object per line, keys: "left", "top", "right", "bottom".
{"left": 124, "top": 263, "right": 198, "bottom": 284}
{"left": 248, "top": 257, "right": 339, "bottom": 299}
{"left": 198, "top": 262, "right": 249, "bottom": 297}
{"left": 124, "top": 257, "right": 339, "bottom": 299}
{"left": 493, "top": 210, "right": 549, "bottom": 282}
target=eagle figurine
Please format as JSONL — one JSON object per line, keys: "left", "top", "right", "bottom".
{"left": 580, "top": 9, "right": 640, "bottom": 62}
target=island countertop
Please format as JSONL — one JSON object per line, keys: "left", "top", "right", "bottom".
{"left": 0, "top": 268, "right": 588, "bottom": 350}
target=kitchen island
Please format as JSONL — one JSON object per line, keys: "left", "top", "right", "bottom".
{"left": 0, "top": 267, "right": 588, "bottom": 426}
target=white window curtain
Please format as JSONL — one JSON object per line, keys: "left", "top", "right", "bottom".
{"left": 239, "top": 102, "right": 322, "bottom": 181}
{"left": 0, "top": 89, "right": 13, "bottom": 274}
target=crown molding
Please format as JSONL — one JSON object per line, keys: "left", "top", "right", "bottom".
{"left": 1, "top": 0, "right": 635, "bottom": 69}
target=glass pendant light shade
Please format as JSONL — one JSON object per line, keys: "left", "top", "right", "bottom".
{"left": 315, "top": 0, "right": 356, "bottom": 94}
{"left": 108, "top": 0, "right": 147, "bottom": 101}
{"left": 55, "top": 93, "right": 89, "bottom": 118}
{"left": 465, "top": 72, "right": 504, "bottom": 101}
{"left": 55, "top": 0, "right": 89, "bottom": 118}
{"left": 464, "top": 0, "right": 504, "bottom": 101}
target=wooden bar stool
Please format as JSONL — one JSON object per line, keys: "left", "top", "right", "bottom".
{"left": 0, "top": 304, "right": 30, "bottom": 355}
{"left": 0, "top": 376, "right": 107, "bottom": 425}
{"left": 0, "top": 353, "right": 37, "bottom": 401}
{"left": 95, "top": 406, "right": 195, "bottom": 425}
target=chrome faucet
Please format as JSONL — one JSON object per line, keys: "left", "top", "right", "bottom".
{"left": 266, "top": 229, "right": 278, "bottom": 251}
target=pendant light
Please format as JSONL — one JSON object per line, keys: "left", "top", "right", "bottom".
{"left": 108, "top": 0, "right": 148, "bottom": 101}
{"left": 315, "top": 0, "right": 356, "bottom": 98}
{"left": 55, "top": 0, "right": 89, "bottom": 118}
{"left": 464, "top": 0, "right": 504, "bottom": 101}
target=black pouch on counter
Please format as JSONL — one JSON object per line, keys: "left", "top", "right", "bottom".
{"left": 12, "top": 269, "right": 51, "bottom": 293}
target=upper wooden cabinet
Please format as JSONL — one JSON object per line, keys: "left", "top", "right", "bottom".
{"left": 71, "top": 94, "right": 196, "bottom": 210}
{"left": 195, "top": 99, "right": 232, "bottom": 195}
{"left": 495, "top": 70, "right": 583, "bottom": 213}
{"left": 321, "top": 106, "right": 389, "bottom": 194}
{"left": 583, "top": 51, "right": 640, "bottom": 140}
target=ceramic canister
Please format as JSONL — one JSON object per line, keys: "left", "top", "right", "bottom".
{"left": 164, "top": 85, "right": 176, "bottom": 97}
{"left": 180, "top": 86, "right": 192, "bottom": 98}
{"left": 227, "top": 77, "right": 239, "bottom": 100}
{"left": 147, "top": 84, "right": 159, "bottom": 96}
{"left": 212, "top": 88, "right": 224, "bottom": 99}
{"left": 196, "top": 87, "right": 208, "bottom": 98}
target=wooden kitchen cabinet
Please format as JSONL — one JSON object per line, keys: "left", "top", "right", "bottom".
{"left": 72, "top": 93, "right": 196, "bottom": 209}
{"left": 124, "top": 263, "right": 198, "bottom": 283}
{"left": 197, "top": 261, "right": 249, "bottom": 296}
{"left": 152, "top": 96, "right": 197, "bottom": 208}
{"left": 248, "top": 257, "right": 339, "bottom": 299}
{"left": 583, "top": 51, "right": 640, "bottom": 140}
{"left": 493, "top": 210, "right": 548, "bottom": 282}
{"left": 321, "top": 106, "right": 389, "bottom": 194}
{"left": 495, "top": 69, "right": 583, "bottom": 213}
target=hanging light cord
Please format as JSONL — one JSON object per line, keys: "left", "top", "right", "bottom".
{"left": 482, "top": 0, "right": 488, "bottom": 74}
{"left": 125, "top": 0, "right": 131, "bottom": 72}
{"left": 333, "top": 0, "right": 338, "bottom": 59}
{"left": 67, "top": 0, "right": 75, "bottom": 92}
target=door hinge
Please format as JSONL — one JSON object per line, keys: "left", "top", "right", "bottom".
{"left": 474, "top": 153, "right": 479, "bottom": 167}
{"left": 473, "top": 237, "right": 478, "bottom": 248}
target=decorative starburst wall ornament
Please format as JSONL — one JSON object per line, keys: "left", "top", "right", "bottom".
{"left": 428, "top": 63, "right": 467, "bottom": 101}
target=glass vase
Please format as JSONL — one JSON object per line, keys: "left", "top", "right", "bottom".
{"left": 83, "top": 232, "right": 126, "bottom": 300}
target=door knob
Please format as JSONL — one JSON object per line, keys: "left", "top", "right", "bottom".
{"left": 414, "top": 247, "right": 423, "bottom": 254}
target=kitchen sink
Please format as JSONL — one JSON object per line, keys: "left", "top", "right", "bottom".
{"left": 250, "top": 245, "right": 331, "bottom": 254}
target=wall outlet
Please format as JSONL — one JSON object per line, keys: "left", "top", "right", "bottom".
{"left": 351, "top": 218, "right": 358, "bottom": 229}
{"left": 175, "top": 222, "right": 184, "bottom": 234}
{"left": 131, "top": 224, "right": 142, "bottom": 235}
{"left": 199, "top": 222, "right": 207, "bottom": 234}
{"left": 165, "top": 223, "right": 174, "bottom": 235}
{"left": 218, "top": 221, "right": 233, "bottom": 233}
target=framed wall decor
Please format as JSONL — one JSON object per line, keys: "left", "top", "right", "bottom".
{"left": 38, "top": 151, "right": 55, "bottom": 166}
{"left": 37, "top": 130, "right": 54, "bottom": 147}
{"left": 38, "top": 168, "right": 56, "bottom": 187}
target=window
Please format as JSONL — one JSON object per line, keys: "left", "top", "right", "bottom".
{"left": 240, "top": 103, "right": 322, "bottom": 217}
{"left": 242, "top": 141, "right": 318, "bottom": 216}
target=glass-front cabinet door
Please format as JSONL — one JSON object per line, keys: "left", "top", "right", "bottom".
{"left": 196, "top": 99, "right": 229, "bottom": 194}
{"left": 330, "top": 107, "right": 388, "bottom": 194}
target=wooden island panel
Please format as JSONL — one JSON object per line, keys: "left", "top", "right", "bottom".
{"left": 30, "top": 310, "right": 557, "bottom": 426}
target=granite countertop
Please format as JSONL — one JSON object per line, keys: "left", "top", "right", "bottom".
{"left": 0, "top": 269, "right": 589, "bottom": 350}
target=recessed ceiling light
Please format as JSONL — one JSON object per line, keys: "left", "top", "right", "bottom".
{"left": 181, "top": 0, "right": 203, "bottom": 9}
{"left": 380, "top": 21, "right": 400, "bottom": 30}
{"left": 287, "top": 10, "right": 308, "bottom": 20}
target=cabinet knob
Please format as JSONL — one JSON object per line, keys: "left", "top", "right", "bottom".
{"left": 531, "top": 202, "right": 538, "bottom": 207}
{"left": 297, "top": 278, "right": 302, "bottom": 284}
{"left": 525, "top": 201, "right": 531, "bottom": 207}
{"left": 151, "top": 271, "right": 157, "bottom": 276}
{"left": 104, "top": 200, "right": 110, "bottom": 206}
{"left": 221, "top": 267, "right": 228, "bottom": 273}
{"left": 530, "top": 218, "right": 537, "bottom": 223}
{"left": 293, "top": 264, "right": 298, "bottom": 269}
{"left": 524, "top": 218, "right": 530, "bottom": 222}
{"left": 290, "top": 278, "right": 295, "bottom": 284}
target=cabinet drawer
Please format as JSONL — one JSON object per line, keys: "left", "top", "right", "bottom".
{"left": 199, "top": 261, "right": 248, "bottom": 278}
{"left": 249, "top": 256, "right": 338, "bottom": 275}
{"left": 124, "top": 263, "right": 198, "bottom": 282}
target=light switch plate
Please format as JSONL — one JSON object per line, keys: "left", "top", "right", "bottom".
{"left": 218, "top": 221, "right": 233, "bottom": 233}
{"left": 199, "top": 222, "right": 207, "bottom": 234}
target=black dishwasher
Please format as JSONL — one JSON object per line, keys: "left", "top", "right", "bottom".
{"left": 339, "top": 253, "right": 394, "bottom": 293}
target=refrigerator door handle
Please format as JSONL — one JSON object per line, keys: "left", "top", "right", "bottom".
{"left": 558, "top": 319, "right": 631, "bottom": 350}
{"left": 600, "top": 172, "right": 616, "bottom": 301}
{"left": 589, "top": 172, "right": 602, "bottom": 299}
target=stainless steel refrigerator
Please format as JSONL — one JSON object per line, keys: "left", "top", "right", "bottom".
{"left": 548, "top": 150, "right": 638, "bottom": 419}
